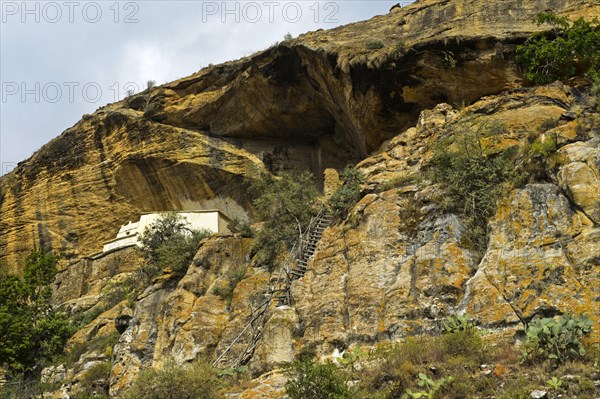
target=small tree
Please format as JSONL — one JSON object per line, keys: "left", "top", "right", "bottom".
{"left": 139, "top": 213, "right": 211, "bottom": 276}
{"left": 249, "top": 171, "right": 319, "bottom": 265}
{"left": 516, "top": 13, "right": 600, "bottom": 85}
{"left": 0, "top": 250, "right": 71, "bottom": 375}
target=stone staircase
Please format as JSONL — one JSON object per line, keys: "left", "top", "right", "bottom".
{"left": 213, "top": 207, "right": 332, "bottom": 369}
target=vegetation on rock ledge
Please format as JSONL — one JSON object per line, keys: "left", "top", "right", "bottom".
{"left": 516, "top": 13, "right": 599, "bottom": 85}
{"left": 248, "top": 170, "right": 319, "bottom": 267}
{"left": 139, "top": 213, "right": 212, "bottom": 278}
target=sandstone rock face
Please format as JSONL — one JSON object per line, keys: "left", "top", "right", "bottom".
{"left": 51, "top": 82, "right": 598, "bottom": 397}
{"left": 2, "top": 1, "right": 600, "bottom": 397}
{"left": 461, "top": 184, "right": 599, "bottom": 326}
{"left": 291, "top": 83, "right": 600, "bottom": 356}
{"left": 557, "top": 141, "right": 600, "bottom": 224}
{"left": 109, "top": 236, "right": 265, "bottom": 395}
{"left": 24, "top": 84, "right": 598, "bottom": 398}
{"left": 1, "top": 0, "right": 597, "bottom": 272}
{"left": 251, "top": 306, "right": 299, "bottom": 375}
{"left": 53, "top": 247, "right": 141, "bottom": 307}
{"left": 0, "top": 110, "right": 260, "bottom": 271}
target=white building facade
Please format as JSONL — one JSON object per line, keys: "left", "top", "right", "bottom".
{"left": 102, "top": 210, "right": 231, "bottom": 253}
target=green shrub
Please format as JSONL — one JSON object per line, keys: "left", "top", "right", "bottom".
{"left": 441, "top": 330, "right": 485, "bottom": 360}
{"left": 365, "top": 40, "right": 385, "bottom": 50}
{"left": 592, "top": 73, "right": 600, "bottom": 109}
{"left": 358, "top": 342, "right": 420, "bottom": 396}
{"left": 213, "top": 266, "right": 246, "bottom": 304}
{"left": 516, "top": 13, "right": 599, "bottom": 85}
{"left": 329, "top": 167, "right": 365, "bottom": 219}
{"left": 64, "top": 332, "right": 120, "bottom": 366}
{"left": 140, "top": 213, "right": 212, "bottom": 276}
{"left": 429, "top": 125, "right": 518, "bottom": 249}
{"left": 285, "top": 358, "right": 357, "bottom": 399}
{"left": 442, "top": 51, "right": 457, "bottom": 68}
{"left": 124, "top": 358, "right": 222, "bottom": 399}
{"left": 249, "top": 170, "right": 319, "bottom": 266}
{"left": 77, "top": 361, "right": 111, "bottom": 396}
{"left": 0, "top": 378, "right": 62, "bottom": 399}
{"left": 520, "top": 314, "right": 593, "bottom": 364}
{"left": 227, "top": 218, "right": 254, "bottom": 238}
{"left": 0, "top": 250, "right": 72, "bottom": 375}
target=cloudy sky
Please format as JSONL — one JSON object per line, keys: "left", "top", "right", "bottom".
{"left": 0, "top": 1, "right": 413, "bottom": 174}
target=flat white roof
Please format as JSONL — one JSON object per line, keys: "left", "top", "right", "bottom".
{"left": 140, "top": 210, "right": 232, "bottom": 221}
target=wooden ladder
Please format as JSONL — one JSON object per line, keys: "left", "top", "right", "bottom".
{"left": 213, "top": 207, "right": 332, "bottom": 368}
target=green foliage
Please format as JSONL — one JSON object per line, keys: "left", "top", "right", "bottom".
{"left": 284, "top": 32, "right": 293, "bottom": 41}
{"left": 442, "top": 313, "right": 477, "bottom": 334}
{"left": 442, "top": 51, "right": 457, "bottom": 68}
{"left": 547, "top": 376, "right": 564, "bottom": 390}
{"left": 139, "top": 213, "right": 212, "bottom": 276}
{"left": 592, "top": 73, "right": 600, "bottom": 109}
{"left": 520, "top": 314, "right": 593, "bottom": 364}
{"left": 213, "top": 266, "right": 246, "bottom": 304}
{"left": 249, "top": 171, "right": 319, "bottom": 266}
{"left": 365, "top": 40, "right": 385, "bottom": 50}
{"left": 440, "top": 330, "right": 485, "bottom": 360}
{"left": 530, "top": 134, "right": 558, "bottom": 158}
{"left": 405, "top": 373, "right": 453, "bottom": 398}
{"left": 64, "top": 332, "right": 120, "bottom": 366}
{"left": 227, "top": 218, "right": 254, "bottom": 238}
{"left": 0, "top": 378, "right": 62, "bottom": 399}
{"left": 429, "top": 124, "right": 518, "bottom": 249}
{"left": 285, "top": 358, "right": 357, "bottom": 399}
{"left": 124, "top": 358, "right": 222, "bottom": 399}
{"left": 516, "top": 13, "right": 600, "bottom": 85}
{"left": 218, "top": 365, "right": 248, "bottom": 378}
{"left": 329, "top": 167, "right": 365, "bottom": 219}
{"left": 0, "top": 250, "right": 71, "bottom": 375}
{"left": 338, "top": 346, "right": 365, "bottom": 380}
{"left": 77, "top": 361, "right": 111, "bottom": 396}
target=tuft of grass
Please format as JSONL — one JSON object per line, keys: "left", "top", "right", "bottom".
{"left": 213, "top": 266, "right": 246, "bottom": 305}
{"left": 365, "top": 40, "right": 385, "bottom": 50}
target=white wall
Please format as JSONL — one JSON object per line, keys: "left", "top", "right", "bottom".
{"left": 103, "top": 211, "right": 229, "bottom": 253}
{"left": 102, "top": 235, "right": 138, "bottom": 252}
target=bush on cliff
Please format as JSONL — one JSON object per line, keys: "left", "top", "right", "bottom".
{"left": 516, "top": 13, "right": 599, "bottom": 85}
{"left": 285, "top": 357, "right": 357, "bottom": 399}
{"left": 429, "top": 123, "right": 518, "bottom": 249}
{"left": 124, "top": 358, "right": 222, "bottom": 399}
{"left": 139, "top": 213, "right": 211, "bottom": 277}
{"left": 248, "top": 170, "right": 319, "bottom": 266}
{"left": 329, "top": 167, "right": 365, "bottom": 220}
{"left": 0, "top": 250, "right": 71, "bottom": 375}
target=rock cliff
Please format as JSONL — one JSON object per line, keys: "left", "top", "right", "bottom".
{"left": 1, "top": 0, "right": 599, "bottom": 397}
{"left": 2, "top": 0, "right": 598, "bottom": 271}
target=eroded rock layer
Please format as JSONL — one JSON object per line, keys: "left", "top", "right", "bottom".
{"left": 2, "top": 0, "right": 598, "bottom": 271}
